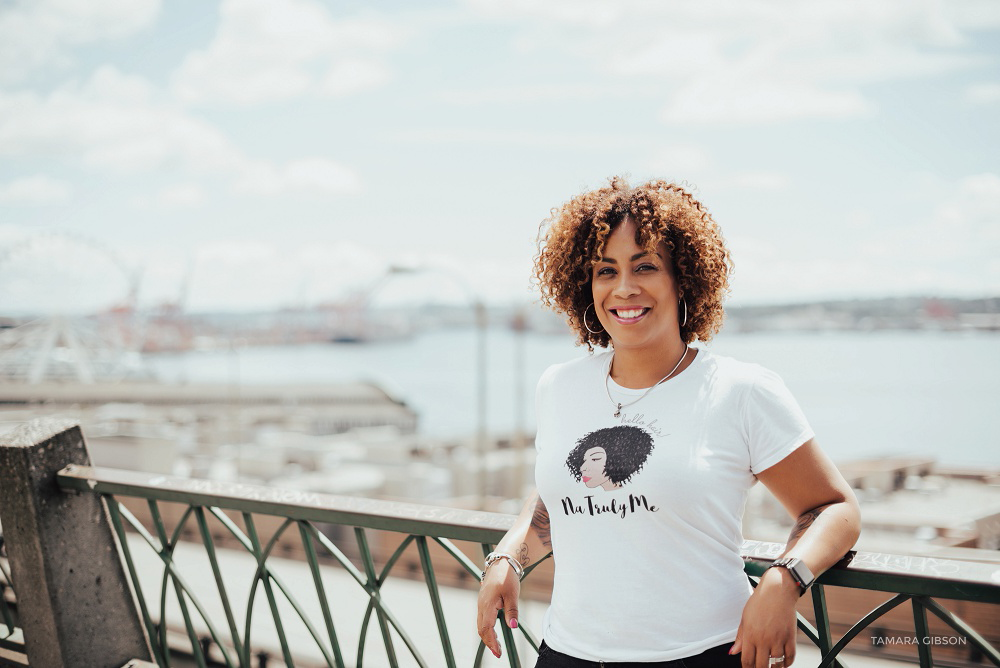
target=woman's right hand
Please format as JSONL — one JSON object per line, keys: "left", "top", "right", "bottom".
{"left": 476, "top": 559, "right": 520, "bottom": 659}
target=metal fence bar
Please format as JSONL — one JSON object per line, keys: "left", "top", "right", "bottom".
{"left": 147, "top": 501, "right": 207, "bottom": 668}
{"left": 242, "top": 514, "right": 295, "bottom": 668}
{"left": 920, "top": 596, "right": 1000, "bottom": 666}
{"left": 369, "top": 534, "right": 433, "bottom": 667}
{"left": 499, "top": 617, "right": 520, "bottom": 668}
{"left": 818, "top": 594, "right": 910, "bottom": 668}
{"left": 355, "top": 527, "right": 400, "bottom": 668}
{"left": 121, "top": 501, "right": 235, "bottom": 667}
{"left": 105, "top": 500, "right": 168, "bottom": 667}
{"left": 347, "top": 533, "right": 431, "bottom": 667}
{"left": 299, "top": 517, "right": 369, "bottom": 586}
{"left": 248, "top": 518, "right": 340, "bottom": 668}
{"left": 792, "top": 611, "right": 848, "bottom": 668}
{"left": 299, "top": 522, "right": 347, "bottom": 668}
{"left": 193, "top": 506, "right": 244, "bottom": 666}
{"left": 474, "top": 640, "right": 488, "bottom": 668}
{"left": 911, "top": 597, "right": 933, "bottom": 667}
{"left": 415, "top": 535, "right": 457, "bottom": 668}
{"left": 811, "top": 585, "right": 833, "bottom": 657}
{"left": 202, "top": 507, "right": 353, "bottom": 667}
{"left": 432, "top": 536, "right": 481, "bottom": 579}
{"left": 148, "top": 500, "right": 182, "bottom": 666}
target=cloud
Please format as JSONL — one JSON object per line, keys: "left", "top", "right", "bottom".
{"left": 0, "top": 232, "right": 135, "bottom": 314}
{"left": 965, "top": 83, "right": 1000, "bottom": 105}
{"left": 389, "top": 128, "right": 641, "bottom": 149}
{"left": 234, "top": 158, "right": 361, "bottom": 195}
{"left": 730, "top": 172, "right": 1000, "bottom": 302}
{"left": 0, "top": 175, "right": 73, "bottom": 203}
{"left": 930, "top": 173, "right": 1000, "bottom": 254}
{"left": 646, "top": 145, "right": 713, "bottom": 176}
{"left": 171, "top": 0, "right": 402, "bottom": 106}
{"left": 321, "top": 59, "right": 392, "bottom": 96}
{"left": 661, "top": 81, "right": 873, "bottom": 125}
{"left": 0, "top": 67, "right": 242, "bottom": 174}
{"left": 185, "top": 241, "right": 385, "bottom": 310}
{"left": 724, "top": 172, "right": 791, "bottom": 191}
{"left": 0, "top": 0, "right": 160, "bottom": 84}
{"left": 110, "top": 241, "right": 533, "bottom": 312}
{"left": 464, "top": 0, "right": 623, "bottom": 27}
{"left": 0, "top": 66, "right": 360, "bottom": 197}
{"left": 440, "top": 83, "right": 611, "bottom": 106}
{"left": 155, "top": 183, "right": 206, "bottom": 208}
{"left": 463, "top": 0, "right": 998, "bottom": 126}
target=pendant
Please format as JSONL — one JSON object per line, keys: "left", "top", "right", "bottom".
{"left": 614, "top": 403, "right": 622, "bottom": 418}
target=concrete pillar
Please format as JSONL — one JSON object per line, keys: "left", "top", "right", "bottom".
{"left": 0, "top": 418, "right": 151, "bottom": 668}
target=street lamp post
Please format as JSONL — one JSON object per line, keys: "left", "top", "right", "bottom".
{"left": 383, "top": 265, "right": 489, "bottom": 509}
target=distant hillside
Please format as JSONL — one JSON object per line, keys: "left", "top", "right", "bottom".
{"left": 725, "top": 296, "right": 1000, "bottom": 332}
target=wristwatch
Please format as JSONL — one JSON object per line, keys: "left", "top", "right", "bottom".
{"left": 767, "top": 557, "right": 814, "bottom": 596}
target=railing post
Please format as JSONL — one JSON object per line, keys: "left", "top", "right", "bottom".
{"left": 0, "top": 418, "right": 152, "bottom": 668}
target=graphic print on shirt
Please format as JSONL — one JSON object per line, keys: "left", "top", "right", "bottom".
{"left": 565, "top": 425, "right": 654, "bottom": 491}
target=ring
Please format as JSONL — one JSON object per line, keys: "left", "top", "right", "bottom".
{"left": 769, "top": 657, "right": 785, "bottom": 666}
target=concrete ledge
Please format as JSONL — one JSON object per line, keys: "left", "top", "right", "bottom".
{"left": 0, "top": 419, "right": 152, "bottom": 668}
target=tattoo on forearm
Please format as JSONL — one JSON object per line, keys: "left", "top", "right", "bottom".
{"left": 788, "top": 503, "right": 832, "bottom": 542}
{"left": 516, "top": 543, "right": 529, "bottom": 567}
{"left": 530, "top": 498, "right": 552, "bottom": 549}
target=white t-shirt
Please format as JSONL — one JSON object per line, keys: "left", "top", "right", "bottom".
{"left": 534, "top": 348, "right": 814, "bottom": 663}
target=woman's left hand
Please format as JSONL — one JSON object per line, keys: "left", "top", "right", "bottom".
{"left": 731, "top": 568, "right": 801, "bottom": 668}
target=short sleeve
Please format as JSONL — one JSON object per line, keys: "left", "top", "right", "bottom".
{"left": 744, "top": 367, "right": 814, "bottom": 474}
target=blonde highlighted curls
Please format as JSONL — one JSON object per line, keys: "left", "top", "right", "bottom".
{"left": 534, "top": 177, "right": 732, "bottom": 349}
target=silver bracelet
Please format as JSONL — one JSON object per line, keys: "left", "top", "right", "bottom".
{"left": 481, "top": 551, "right": 525, "bottom": 580}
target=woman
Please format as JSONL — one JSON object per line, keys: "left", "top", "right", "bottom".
{"left": 476, "top": 178, "right": 861, "bottom": 668}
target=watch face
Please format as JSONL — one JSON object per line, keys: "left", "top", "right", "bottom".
{"left": 789, "top": 560, "right": 814, "bottom": 587}
{"left": 772, "top": 558, "right": 813, "bottom": 589}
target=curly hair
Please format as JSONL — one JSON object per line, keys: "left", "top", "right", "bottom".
{"left": 565, "top": 426, "right": 654, "bottom": 486}
{"left": 534, "top": 177, "right": 732, "bottom": 349}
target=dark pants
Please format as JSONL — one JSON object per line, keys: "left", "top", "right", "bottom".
{"left": 534, "top": 640, "right": 742, "bottom": 667}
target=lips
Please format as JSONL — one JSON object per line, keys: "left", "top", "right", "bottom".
{"left": 582, "top": 476, "right": 591, "bottom": 482}
{"left": 610, "top": 307, "right": 650, "bottom": 323}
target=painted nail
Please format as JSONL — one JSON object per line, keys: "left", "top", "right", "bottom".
{"left": 510, "top": 618, "right": 518, "bottom": 629}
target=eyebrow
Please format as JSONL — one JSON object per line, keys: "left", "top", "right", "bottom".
{"left": 596, "top": 251, "right": 662, "bottom": 264}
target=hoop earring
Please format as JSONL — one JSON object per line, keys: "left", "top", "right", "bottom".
{"left": 583, "top": 303, "right": 603, "bottom": 335}
{"left": 679, "top": 298, "right": 688, "bottom": 328}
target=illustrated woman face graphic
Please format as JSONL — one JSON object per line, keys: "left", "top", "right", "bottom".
{"left": 566, "top": 425, "right": 654, "bottom": 491}
{"left": 580, "top": 446, "right": 617, "bottom": 490}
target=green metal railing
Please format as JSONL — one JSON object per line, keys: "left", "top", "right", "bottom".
{"left": 39, "top": 465, "right": 1000, "bottom": 668}
{"left": 743, "top": 542, "right": 1000, "bottom": 668}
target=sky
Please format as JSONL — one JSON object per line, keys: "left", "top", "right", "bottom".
{"left": 1, "top": 0, "right": 998, "bottom": 315}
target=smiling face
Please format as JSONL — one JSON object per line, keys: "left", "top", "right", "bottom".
{"left": 591, "top": 217, "right": 682, "bottom": 354}
{"left": 580, "top": 446, "right": 615, "bottom": 489}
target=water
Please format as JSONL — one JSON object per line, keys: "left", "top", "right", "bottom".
{"left": 145, "top": 328, "right": 1000, "bottom": 469}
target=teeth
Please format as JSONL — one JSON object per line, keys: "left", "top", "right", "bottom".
{"left": 616, "top": 309, "right": 645, "bottom": 319}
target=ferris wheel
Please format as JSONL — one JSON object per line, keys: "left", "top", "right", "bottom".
{"left": 0, "top": 232, "right": 149, "bottom": 384}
